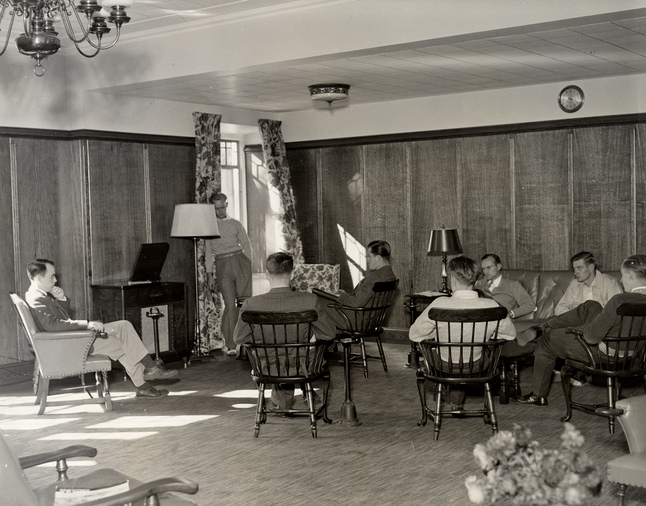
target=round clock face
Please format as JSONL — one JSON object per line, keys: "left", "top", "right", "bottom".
{"left": 558, "top": 85, "right": 584, "bottom": 113}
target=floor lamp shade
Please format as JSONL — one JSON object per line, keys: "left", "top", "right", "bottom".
{"left": 171, "top": 204, "right": 220, "bottom": 238}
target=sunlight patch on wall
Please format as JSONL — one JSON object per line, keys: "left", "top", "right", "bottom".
{"left": 337, "top": 223, "right": 366, "bottom": 286}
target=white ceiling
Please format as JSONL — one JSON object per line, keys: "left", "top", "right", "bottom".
{"left": 6, "top": 1, "right": 646, "bottom": 112}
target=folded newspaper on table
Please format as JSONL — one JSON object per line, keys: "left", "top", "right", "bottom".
{"left": 54, "top": 477, "right": 129, "bottom": 505}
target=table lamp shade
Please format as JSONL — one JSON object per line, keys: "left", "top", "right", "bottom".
{"left": 427, "top": 228, "right": 462, "bottom": 255}
{"left": 170, "top": 204, "right": 220, "bottom": 238}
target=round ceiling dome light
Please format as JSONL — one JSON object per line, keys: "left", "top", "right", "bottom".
{"left": 308, "top": 83, "right": 350, "bottom": 107}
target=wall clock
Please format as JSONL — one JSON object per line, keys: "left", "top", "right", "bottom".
{"left": 558, "top": 85, "right": 584, "bottom": 113}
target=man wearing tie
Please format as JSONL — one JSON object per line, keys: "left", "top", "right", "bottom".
{"left": 475, "top": 254, "right": 535, "bottom": 320}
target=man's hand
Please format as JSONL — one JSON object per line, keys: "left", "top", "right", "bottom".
{"left": 50, "top": 286, "right": 66, "bottom": 300}
{"left": 87, "top": 321, "right": 104, "bottom": 332}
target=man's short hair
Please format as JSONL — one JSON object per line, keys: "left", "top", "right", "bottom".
{"left": 448, "top": 256, "right": 481, "bottom": 286}
{"left": 27, "top": 259, "right": 54, "bottom": 280}
{"left": 481, "top": 253, "right": 501, "bottom": 265}
{"left": 367, "top": 240, "right": 391, "bottom": 258}
{"left": 622, "top": 254, "right": 646, "bottom": 280}
{"left": 208, "top": 193, "right": 228, "bottom": 204}
{"left": 266, "top": 252, "right": 294, "bottom": 275}
{"left": 571, "top": 251, "right": 597, "bottom": 271}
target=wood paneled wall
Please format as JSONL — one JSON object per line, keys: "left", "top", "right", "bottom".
{"left": 0, "top": 134, "right": 195, "bottom": 365}
{"left": 287, "top": 121, "right": 646, "bottom": 330}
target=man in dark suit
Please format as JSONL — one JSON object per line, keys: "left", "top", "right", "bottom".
{"left": 25, "top": 259, "right": 177, "bottom": 398}
{"left": 233, "top": 252, "right": 336, "bottom": 410}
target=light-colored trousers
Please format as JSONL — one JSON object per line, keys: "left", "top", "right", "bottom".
{"left": 91, "top": 320, "right": 149, "bottom": 387}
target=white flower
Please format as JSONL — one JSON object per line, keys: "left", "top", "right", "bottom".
{"left": 465, "top": 475, "right": 486, "bottom": 504}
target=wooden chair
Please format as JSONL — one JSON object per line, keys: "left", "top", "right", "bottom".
{"left": 324, "top": 279, "right": 399, "bottom": 378}
{"left": 0, "top": 429, "right": 198, "bottom": 505}
{"left": 242, "top": 309, "right": 331, "bottom": 438}
{"left": 608, "top": 395, "right": 646, "bottom": 506}
{"left": 561, "top": 302, "right": 646, "bottom": 434}
{"left": 9, "top": 292, "right": 112, "bottom": 415}
{"left": 416, "top": 306, "right": 508, "bottom": 441}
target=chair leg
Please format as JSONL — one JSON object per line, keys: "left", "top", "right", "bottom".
{"left": 320, "top": 370, "right": 332, "bottom": 424}
{"left": 607, "top": 377, "right": 617, "bottom": 435}
{"left": 416, "top": 371, "right": 428, "bottom": 427}
{"left": 32, "top": 360, "right": 39, "bottom": 396}
{"left": 101, "top": 371, "right": 112, "bottom": 412}
{"left": 254, "top": 383, "right": 266, "bottom": 438}
{"left": 375, "top": 336, "right": 388, "bottom": 372}
{"left": 512, "top": 359, "right": 521, "bottom": 398}
{"left": 484, "top": 383, "right": 498, "bottom": 434}
{"left": 560, "top": 364, "right": 575, "bottom": 422}
{"left": 37, "top": 378, "right": 49, "bottom": 415}
{"left": 433, "top": 383, "right": 442, "bottom": 441}
{"left": 305, "top": 383, "right": 318, "bottom": 438}
{"left": 499, "top": 358, "right": 509, "bottom": 404}
{"left": 616, "top": 483, "right": 627, "bottom": 506}
{"left": 359, "top": 338, "right": 369, "bottom": 378}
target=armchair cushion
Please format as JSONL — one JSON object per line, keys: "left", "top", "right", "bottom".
{"left": 290, "top": 263, "right": 340, "bottom": 293}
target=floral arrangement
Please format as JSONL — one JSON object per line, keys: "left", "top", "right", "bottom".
{"left": 464, "top": 423, "right": 602, "bottom": 505}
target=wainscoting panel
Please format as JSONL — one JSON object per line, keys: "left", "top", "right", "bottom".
{"left": 572, "top": 126, "right": 633, "bottom": 271}
{"left": 460, "top": 135, "right": 513, "bottom": 261}
{"left": 87, "top": 140, "right": 147, "bottom": 284}
{"left": 634, "top": 125, "right": 646, "bottom": 255}
{"left": 287, "top": 148, "right": 319, "bottom": 263}
{"left": 514, "top": 130, "right": 571, "bottom": 270}
{"left": 0, "top": 137, "right": 18, "bottom": 364}
{"left": 320, "top": 145, "right": 362, "bottom": 291}
{"left": 409, "top": 138, "right": 460, "bottom": 293}
{"left": 363, "top": 142, "right": 409, "bottom": 328}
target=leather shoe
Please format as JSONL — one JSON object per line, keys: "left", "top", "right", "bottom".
{"left": 144, "top": 365, "right": 179, "bottom": 381}
{"left": 513, "top": 392, "right": 548, "bottom": 406}
{"left": 136, "top": 385, "right": 169, "bottom": 398}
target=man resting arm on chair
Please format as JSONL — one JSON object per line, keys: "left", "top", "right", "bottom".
{"left": 25, "top": 259, "right": 178, "bottom": 399}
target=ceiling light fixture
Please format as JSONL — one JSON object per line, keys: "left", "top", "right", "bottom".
{"left": 0, "top": 0, "right": 133, "bottom": 77}
{"left": 308, "top": 83, "right": 350, "bottom": 107}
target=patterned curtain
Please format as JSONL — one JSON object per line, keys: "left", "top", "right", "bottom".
{"left": 193, "top": 112, "right": 224, "bottom": 353}
{"left": 258, "top": 119, "right": 304, "bottom": 263}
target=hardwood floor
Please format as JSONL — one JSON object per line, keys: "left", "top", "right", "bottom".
{"left": 1, "top": 343, "right": 645, "bottom": 505}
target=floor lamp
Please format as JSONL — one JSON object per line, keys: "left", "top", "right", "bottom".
{"left": 171, "top": 204, "right": 220, "bottom": 361}
{"left": 427, "top": 224, "right": 463, "bottom": 294}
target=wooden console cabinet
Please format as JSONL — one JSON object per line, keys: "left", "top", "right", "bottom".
{"left": 91, "top": 282, "right": 189, "bottom": 362}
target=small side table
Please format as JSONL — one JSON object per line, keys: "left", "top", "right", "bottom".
{"left": 404, "top": 292, "right": 449, "bottom": 368}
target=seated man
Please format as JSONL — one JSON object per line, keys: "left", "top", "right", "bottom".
{"left": 316, "top": 239, "right": 397, "bottom": 328}
{"left": 25, "top": 259, "right": 177, "bottom": 399}
{"left": 409, "top": 256, "right": 516, "bottom": 409}
{"left": 518, "top": 251, "right": 623, "bottom": 346}
{"left": 233, "top": 252, "right": 336, "bottom": 410}
{"left": 555, "top": 251, "right": 622, "bottom": 315}
{"left": 515, "top": 254, "right": 646, "bottom": 406}
{"left": 475, "top": 253, "right": 535, "bottom": 320}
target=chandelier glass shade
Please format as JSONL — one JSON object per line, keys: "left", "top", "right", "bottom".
{"left": 0, "top": 0, "right": 133, "bottom": 76}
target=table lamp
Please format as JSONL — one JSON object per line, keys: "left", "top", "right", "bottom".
{"left": 171, "top": 204, "right": 220, "bottom": 360}
{"left": 427, "top": 225, "right": 463, "bottom": 294}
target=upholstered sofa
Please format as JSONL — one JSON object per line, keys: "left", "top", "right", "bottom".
{"left": 497, "top": 268, "right": 621, "bottom": 403}
{"left": 504, "top": 269, "right": 621, "bottom": 330}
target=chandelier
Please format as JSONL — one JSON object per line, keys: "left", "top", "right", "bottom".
{"left": 0, "top": 0, "right": 133, "bottom": 77}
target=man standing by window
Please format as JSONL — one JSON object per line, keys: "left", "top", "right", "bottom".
{"left": 205, "top": 193, "right": 252, "bottom": 356}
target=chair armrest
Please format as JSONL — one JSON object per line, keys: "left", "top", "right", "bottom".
{"left": 19, "top": 445, "right": 98, "bottom": 469}
{"left": 312, "top": 288, "right": 338, "bottom": 301}
{"left": 81, "top": 477, "right": 198, "bottom": 506}
{"left": 32, "top": 330, "right": 97, "bottom": 340}
{"left": 565, "top": 328, "right": 597, "bottom": 367}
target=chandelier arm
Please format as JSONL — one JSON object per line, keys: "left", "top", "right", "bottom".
{"left": 0, "top": 9, "right": 16, "bottom": 56}
{"left": 58, "top": 4, "right": 91, "bottom": 44}
{"left": 84, "top": 27, "right": 121, "bottom": 50}
{"left": 70, "top": 39, "right": 101, "bottom": 58}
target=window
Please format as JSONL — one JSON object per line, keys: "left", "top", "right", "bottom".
{"left": 219, "top": 140, "right": 242, "bottom": 222}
